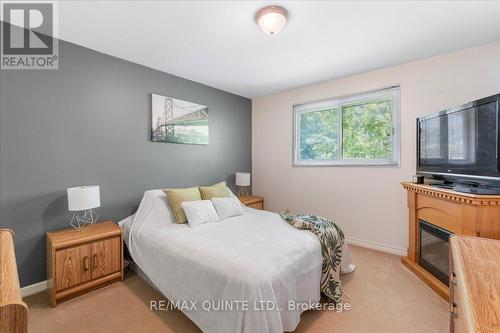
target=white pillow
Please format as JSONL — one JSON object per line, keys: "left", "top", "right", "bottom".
{"left": 212, "top": 197, "right": 245, "bottom": 220}
{"left": 134, "top": 190, "right": 176, "bottom": 226}
{"left": 181, "top": 200, "right": 219, "bottom": 227}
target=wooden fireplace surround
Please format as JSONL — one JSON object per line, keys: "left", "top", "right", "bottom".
{"left": 401, "top": 182, "right": 500, "bottom": 300}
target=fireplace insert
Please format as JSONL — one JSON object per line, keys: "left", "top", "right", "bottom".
{"left": 418, "top": 220, "right": 453, "bottom": 286}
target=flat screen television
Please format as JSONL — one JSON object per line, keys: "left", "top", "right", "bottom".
{"left": 417, "top": 93, "right": 500, "bottom": 194}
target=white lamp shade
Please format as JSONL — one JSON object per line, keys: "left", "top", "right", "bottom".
{"left": 67, "top": 186, "right": 101, "bottom": 211}
{"left": 235, "top": 172, "right": 251, "bottom": 186}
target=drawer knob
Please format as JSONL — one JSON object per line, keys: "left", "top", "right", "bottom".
{"left": 450, "top": 272, "right": 457, "bottom": 286}
{"left": 450, "top": 302, "right": 458, "bottom": 318}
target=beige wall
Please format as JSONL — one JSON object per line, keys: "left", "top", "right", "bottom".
{"left": 252, "top": 41, "right": 500, "bottom": 254}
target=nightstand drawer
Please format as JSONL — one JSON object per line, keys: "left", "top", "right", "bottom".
{"left": 247, "top": 202, "right": 263, "bottom": 210}
{"left": 55, "top": 243, "right": 91, "bottom": 291}
{"left": 239, "top": 196, "right": 264, "bottom": 210}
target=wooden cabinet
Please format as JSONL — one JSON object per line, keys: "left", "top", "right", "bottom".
{"left": 239, "top": 196, "right": 264, "bottom": 210}
{"left": 449, "top": 236, "right": 500, "bottom": 333}
{"left": 47, "top": 221, "right": 123, "bottom": 306}
{"left": 401, "top": 182, "right": 500, "bottom": 300}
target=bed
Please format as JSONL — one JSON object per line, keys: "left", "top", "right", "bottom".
{"left": 120, "top": 190, "right": 354, "bottom": 333}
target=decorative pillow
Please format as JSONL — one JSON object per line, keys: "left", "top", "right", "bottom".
{"left": 163, "top": 187, "right": 202, "bottom": 224}
{"left": 211, "top": 197, "right": 245, "bottom": 220}
{"left": 181, "top": 200, "right": 219, "bottom": 227}
{"left": 199, "top": 181, "right": 231, "bottom": 200}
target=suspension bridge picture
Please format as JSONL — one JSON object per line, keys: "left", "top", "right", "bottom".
{"left": 151, "top": 94, "right": 209, "bottom": 145}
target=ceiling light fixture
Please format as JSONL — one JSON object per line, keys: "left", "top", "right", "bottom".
{"left": 255, "top": 6, "right": 288, "bottom": 35}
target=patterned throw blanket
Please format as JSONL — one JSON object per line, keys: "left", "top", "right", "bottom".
{"left": 280, "top": 212, "right": 345, "bottom": 304}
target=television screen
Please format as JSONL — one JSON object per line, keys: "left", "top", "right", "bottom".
{"left": 417, "top": 94, "right": 500, "bottom": 183}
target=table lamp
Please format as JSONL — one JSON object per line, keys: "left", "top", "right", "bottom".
{"left": 67, "top": 185, "right": 101, "bottom": 230}
{"left": 235, "top": 172, "right": 251, "bottom": 197}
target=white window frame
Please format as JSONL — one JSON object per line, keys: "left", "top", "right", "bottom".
{"left": 293, "top": 86, "right": 400, "bottom": 167}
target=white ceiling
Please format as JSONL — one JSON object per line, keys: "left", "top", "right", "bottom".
{"left": 59, "top": 1, "right": 500, "bottom": 98}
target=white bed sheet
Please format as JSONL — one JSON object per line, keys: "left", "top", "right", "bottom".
{"left": 121, "top": 190, "right": 354, "bottom": 333}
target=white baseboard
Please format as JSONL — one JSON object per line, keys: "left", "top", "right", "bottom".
{"left": 346, "top": 236, "right": 407, "bottom": 256}
{"left": 21, "top": 280, "right": 48, "bottom": 298}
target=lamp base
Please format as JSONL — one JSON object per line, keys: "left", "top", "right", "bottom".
{"left": 237, "top": 186, "right": 249, "bottom": 197}
{"left": 70, "top": 210, "right": 98, "bottom": 231}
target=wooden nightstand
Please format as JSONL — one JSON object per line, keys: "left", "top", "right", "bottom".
{"left": 46, "top": 221, "right": 123, "bottom": 306}
{"left": 239, "top": 196, "right": 264, "bottom": 210}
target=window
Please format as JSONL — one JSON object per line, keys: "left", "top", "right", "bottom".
{"left": 293, "top": 86, "right": 400, "bottom": 166}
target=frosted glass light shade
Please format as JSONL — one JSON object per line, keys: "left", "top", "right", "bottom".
{"left": 256, "top": 6, "right": 288, "bottom": 35}
{"left": 67, "top": 186, "right": 101, "bottom": 211}
{"left": 236, "top": 172, "right": 251, "bottom": 186}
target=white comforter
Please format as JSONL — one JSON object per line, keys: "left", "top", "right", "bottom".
{"left": 124, "top": 190, "right": 352, "bottom": 333}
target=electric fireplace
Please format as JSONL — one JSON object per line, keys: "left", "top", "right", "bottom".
{"left": 418, "top": 220, "right": 453, "bottom": 286}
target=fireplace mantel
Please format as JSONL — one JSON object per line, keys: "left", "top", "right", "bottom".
{"left": 402, "top": 183, "right": 500, "bottom": 206}
{"left": 401, "top": 182, "right": 500, "bottom": 300}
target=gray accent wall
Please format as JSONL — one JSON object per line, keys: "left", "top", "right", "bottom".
{"left": 0, "top": 40, "right": 252, "bottom": 287}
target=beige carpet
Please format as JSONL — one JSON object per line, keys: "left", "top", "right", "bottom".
{"left": 25, "top": 246, "right": 449, "bottom": 333}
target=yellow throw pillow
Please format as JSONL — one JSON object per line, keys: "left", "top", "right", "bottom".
{"left": 199, "top": 181, "right": 231, "bottom": 200}
{"left": 164, "top": 187, "right": 202, "bottom": 224}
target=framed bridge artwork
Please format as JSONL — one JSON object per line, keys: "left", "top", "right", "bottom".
{"left": 151, "top": 94, "right": 209, "bottom": 145}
